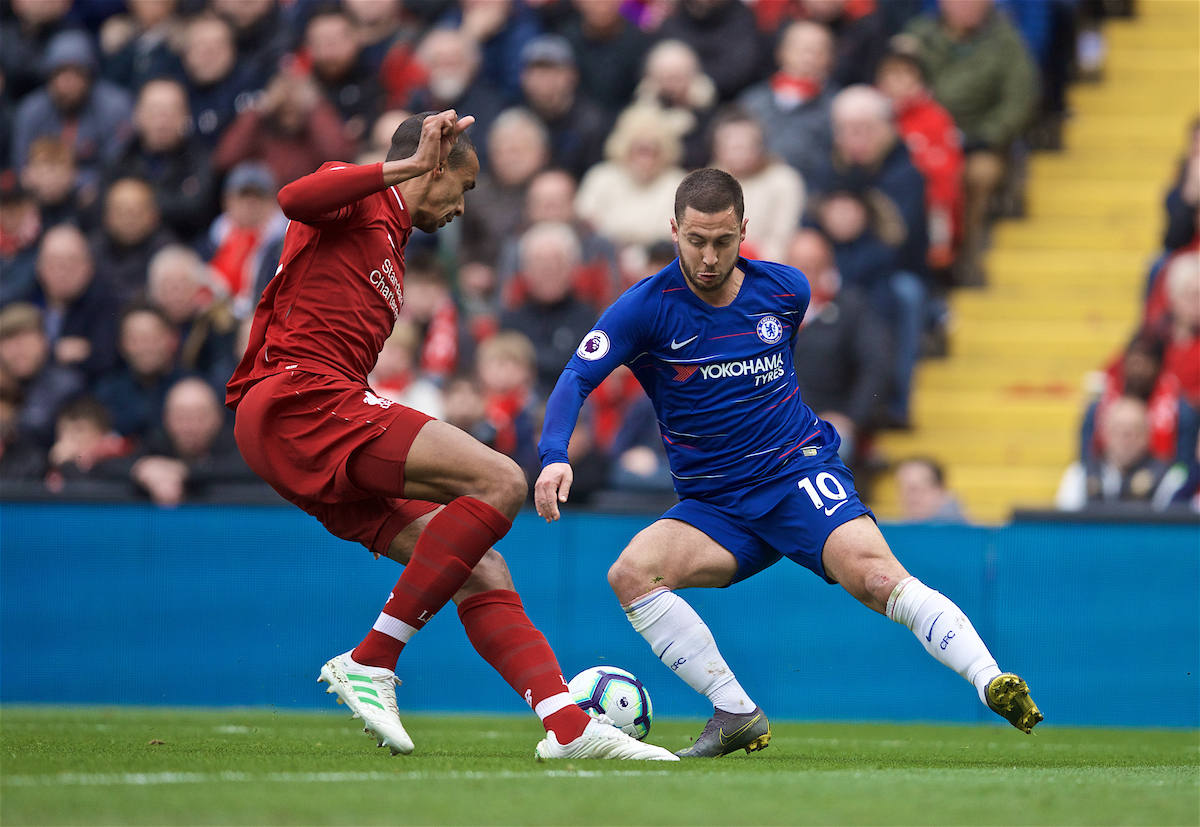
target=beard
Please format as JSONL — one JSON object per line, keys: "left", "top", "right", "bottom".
{"left": 679, "top": 253, "right": 737, "bottom": 293}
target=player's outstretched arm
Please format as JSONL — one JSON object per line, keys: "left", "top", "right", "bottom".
{"left": 534, "top": 462, "right": 573, "bottom": 523}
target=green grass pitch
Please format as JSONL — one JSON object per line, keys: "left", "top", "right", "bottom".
{"left": 1, "top": 707, "right": 1196, "bottom": 826}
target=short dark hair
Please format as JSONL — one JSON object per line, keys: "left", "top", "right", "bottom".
{"left": 674, "top": 168, "right": 744, "bottom": 223}
{"left": 386, "top": 112, "right": 477, "bottom": 169}
{"left": 57, "top": 395, "right": 112, "bottom": 432}
{"left": 901, "top": 457, "right": 945, "bottom": 488}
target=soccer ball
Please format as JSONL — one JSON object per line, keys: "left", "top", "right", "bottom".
{"left": 567, "top": 666, "right": 653, "bottom": 741}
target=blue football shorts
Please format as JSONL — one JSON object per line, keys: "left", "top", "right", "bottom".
{"left": 662, "top": 454, "right": 874, "bottom": 585}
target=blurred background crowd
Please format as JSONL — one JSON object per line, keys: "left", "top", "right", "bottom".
{"left": 0, "top": 0, "right": 1195, "bottom": 517}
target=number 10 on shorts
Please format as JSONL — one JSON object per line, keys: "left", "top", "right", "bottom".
{"left": 797, "top": 472, "right": 849, "bottom": 516}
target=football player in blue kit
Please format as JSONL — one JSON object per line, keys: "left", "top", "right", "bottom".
{"left": 534, "top": 169, "right": 1042, "bottom": 757}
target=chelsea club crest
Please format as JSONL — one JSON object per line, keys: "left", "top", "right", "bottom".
{"left": 756, "top": 315, "right": 784, "bottom": 344}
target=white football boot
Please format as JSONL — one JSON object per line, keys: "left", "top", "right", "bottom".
{"left": 535, "top": 716, "right": 679, "bottom": 761}
{"left": 318, "top": 650, "right": 414, "bottom": 755}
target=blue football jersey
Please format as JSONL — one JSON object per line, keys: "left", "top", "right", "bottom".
{"left": 540, "top": 257, "right": 839, "bottom": 498}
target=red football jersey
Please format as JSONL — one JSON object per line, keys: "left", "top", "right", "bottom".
{"left": 226, "top": 161, "right": 412, "bottom": 410}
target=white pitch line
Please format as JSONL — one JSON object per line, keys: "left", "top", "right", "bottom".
{"left": 1, "top": 770, "right": 675, "bottom": 787}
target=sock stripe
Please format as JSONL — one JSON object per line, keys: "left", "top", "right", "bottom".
{"left": 534, "top": 692, "right": 575, "bottom": 720}
{"left": 373, "top": 613, "right": 419, "bottom": 643}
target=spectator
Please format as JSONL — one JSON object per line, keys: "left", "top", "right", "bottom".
{"left": 0, "top": 177, "right": 42, "bottom": 306}
{"left": 810, "top": 84, "right": 928, "bottom": 427}
{"left": 1162, "top": 120, "right": 1199, "bottom": 253}
{"left": 89, "top": 177, "right": 175, "bottom": 303}
{"left": 370, "top": 321, "right": 445, "bottom": 419}
{"left": 203, "top": 162, "right": 288, "bottom": 320}
{"left": 103, "top": 77, "right": 218, "bottom": 242}
{"left": 475, "top": 329, "right": 539, "bottom": 474}
{"left": 146, "top": 244, "right": 238, "bottom": 392}
{"left": 497, "top": 169, "right": 620, "bottom": 311}
{"left": 1158, "top": 437, "right": 1200, "bottom": 512}
{"left": 211, "top": 0, "right": 294, "bottom": 87}
{"left": 22, "top": 223, "right": 120, "bottom": 378}
{"left": 407, "top": 28, "right": 505, "bottom": 148}
{"left": 904, "top": 0, "right": 1038, "bottom": 286}
{"left": 20, "top": 136, "right": 85, "bottom": 229}
{"left": 518, "top": 35, "right": 608, "bottom": 180}
{"left": 213, "top": 68, "right": 355, "bottom": 188}
{"left": 396, "top": 251, "right": 460, "bottom": 384}
{"left": 737, "top": 20, "right": 836, "bottom": 184}
{"left": 45, "top": 395, "right": 131, "bottom": 490}
{"left": 0, "top": 391, "right": 48, "bottom": 481}
{"left": 1153, "top": 252, "right": 1200, "bottom": 408}
{"left": 0, "top": 301, "right": 85, "bottom": 449}
{"left": 632, "top": 40, "right": 717, "bottom": 170}
{"left": 800, "top": 0, "right": 890, "bottom": 88}
{"left": 657, "top": 0, "right": 763, "bottom": 102}
{"left": 875, "top": 48, "right": 963, "bottom": 271}
{"left": 130, "top": 376, "right": 259, "bottom": 506}
{"left": 304, "top": 6, "right": 383, "bottom": 146}
{"left": 0, "top": 0, "right": 76, "bottom": 102}
{"left": 895, "top": 457, "right": 968, "bottom": 523}
{"left": 1056, "top": 396, "right": 1174, "bottom": 511}
{"left": 607, "top": 393, "right": 673, "bottom": 493}
{"left": 178, "top": 12, "right": 261, "bottom": 149}
{"left": 442, "top": 373, "right": 501, "bottom": 450}
{"left": 98, "top": 0, "right": 182, "bottom": 92}
{"left": 357, "top": 109, "right": 412, "bottom": 165}
{"left": 344, "top": 0, "right": 409, "bottom": 76}
{"left": 499, "top": 221, "right": 599, "bottom": 396}
{"left": 710, "top": 108, "right": 805, "bottom": 262}
{"left": 575, "top": 105, "right": 687, "bottom": 254}
{"left": 558, "top": 0, "right": 650, "bottom": 114}
{"left": 441, "top": 0, "right": 543, "bottom": 104}
{"left": 11, "top": 31, "right": 134, "bottom": 182}
{"left": 789, "top": 228, "right": 890, "bottom": 461}
{"left": 458, "top": 108, "right": 550, "bottom": 310}
{"left": 94, "top": 304, "right": 184, "bottom": 440}
{"left": 1083, "top": 335, "right": 1199, "bottom": 468}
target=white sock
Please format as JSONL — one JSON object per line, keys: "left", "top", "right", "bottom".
{"left": 886, "top": 577, "right": 1002, "bottom": 704}
{"left": 623, "top": 588, "right": 755, "bottom": 714}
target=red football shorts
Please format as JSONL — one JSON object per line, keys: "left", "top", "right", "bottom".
{"left": 233, "top": 370, "right": 440, "bottom": 555}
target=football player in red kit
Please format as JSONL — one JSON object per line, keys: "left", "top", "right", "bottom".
{"left": 227, "top": 110, "right": 676, "bottom": 761}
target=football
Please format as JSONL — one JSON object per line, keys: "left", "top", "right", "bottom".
{"left": 567, "top": 666, "right": 653, "bottom": 740}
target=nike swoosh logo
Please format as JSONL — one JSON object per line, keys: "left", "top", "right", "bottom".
{"left": 824, "top": 500, "right": 849, "bottom": 517}
{"left": 926, "top": 611, "right": 944, "bottom": 643}
{"left": 670, "top": 336, "right": 699, "bottom": 350}
{"left": 718, "top": 713, "right": 762, "bottom": 746}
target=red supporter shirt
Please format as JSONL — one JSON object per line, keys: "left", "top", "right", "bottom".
{"left": 226, "top": 161, "right": 412, "bottom": 410}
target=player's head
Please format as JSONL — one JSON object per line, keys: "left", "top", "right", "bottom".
{"left": 671, "top": 168, "right": 746, "bottom": 297}
{"left": 388, "top": 111, "right": 479, "bottom": 233}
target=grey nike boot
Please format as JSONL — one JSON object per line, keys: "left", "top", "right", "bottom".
{"left": 675, "top": 706, "right": 771, "bottom": 757}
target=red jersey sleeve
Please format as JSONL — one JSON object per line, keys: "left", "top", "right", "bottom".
{"left": 277, "top": 161, "right": 387, "bottom": 226}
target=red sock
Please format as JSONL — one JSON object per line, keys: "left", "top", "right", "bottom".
{"left": 353, "top": 497, "right": 511, "bottom": 670}
{"left": 457, "top": 589, "right": 591, "bottom": 743}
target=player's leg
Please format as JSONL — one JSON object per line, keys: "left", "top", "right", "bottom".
{"left": 376, "top": 511, "right": 594, "bottom": 747}
{"left": 608, "top": 518, "right": 771, "bottom": 756}
{"left": 349, "top": 419, "right": 525, "bottom": 672}
{"left": 822, "top": 515, "right": 1042, "bottom": 733}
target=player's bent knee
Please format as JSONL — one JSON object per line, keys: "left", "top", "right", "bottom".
{"left": 460, "top": 549, "right": 514, "bottom": 597}
{"left": 607, "top": 552, "right": 654, "bottom": 603}
{"left": 470, "top": 453, "right": 527, "bottom": 519}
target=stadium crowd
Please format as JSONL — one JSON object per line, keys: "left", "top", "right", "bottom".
{"left": 0, "top": 0, "right": 1146, "bottom": 511}
{"left": 1056, "top": 118, "right": 1200, "bottom": 513}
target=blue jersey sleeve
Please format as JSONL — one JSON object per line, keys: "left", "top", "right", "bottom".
{"left": 538, "top": 289, "right": 654, "bottom": 467}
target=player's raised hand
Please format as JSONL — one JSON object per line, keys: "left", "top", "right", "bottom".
{"left": 534, "top": 462, "right": 573, "bottom": 523}
{"left": 412, "top": 110, "right": 475, "bottom": 175}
